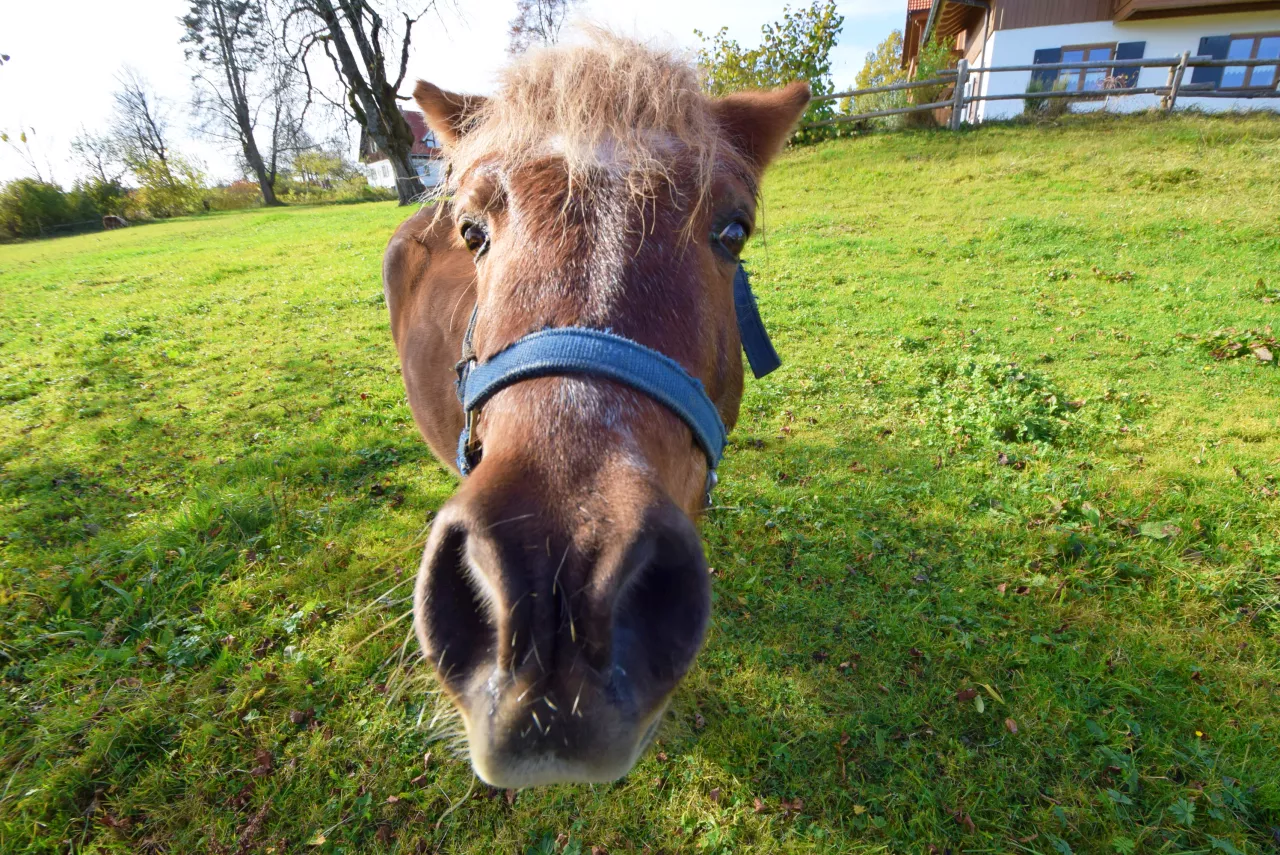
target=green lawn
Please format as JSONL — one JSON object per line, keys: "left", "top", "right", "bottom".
{"left": 2, "top": 111, "right": 1278, "bottom": 854}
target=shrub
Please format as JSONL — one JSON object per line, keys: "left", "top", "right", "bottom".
{"left": 278, "top": 174, "right": 395, "bottom": 205}
{"left": 696, "top": 1, "right": 844, "bottom": 143}
{"left": 208, "top": 180, "right": 263, "bottom": 211}
{"left": 290, "top": 150, "right": 356, "bottom": 190}
{"left": 0, "top": 179, "right": 73, "bottom": 238}
{"left": 1024, "top": 78, "right": 1072, "bottom": 120}
{"left": 842, "top": 30, "right": 908, "bottom": 128}
{"left": 127, "top": 155, "right": 207, "bottom": 219}
{"left": 72, "top": 178, "right": 128, "bottom": 218}
{"left": 918, "top": 354, "right": 1074, "bottom": 445}
{"left": 905, "top": 35, "right": 956, "bottom": 129}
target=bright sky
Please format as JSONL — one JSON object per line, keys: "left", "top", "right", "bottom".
{"left": 0, "top": 0, "right": 902, "bottom": 184}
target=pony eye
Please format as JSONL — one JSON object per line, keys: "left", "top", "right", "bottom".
{"left": 460, "top": 221, "right": 488, "bottom": 254}
{"left": 716, "top": 221, "right": 748, "bottom": 257}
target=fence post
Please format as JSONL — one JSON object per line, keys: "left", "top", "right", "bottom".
{"left": 950, "top": 59, "right": 969, "bottom": 131}
{"left": 1166, "top": 51, "right": 1189, "bottom": 113}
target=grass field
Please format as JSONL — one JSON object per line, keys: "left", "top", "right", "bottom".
{"left": 2, "top": 111, "right": 1279, "bottom": 854}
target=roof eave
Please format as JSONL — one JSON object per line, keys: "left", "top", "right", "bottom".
{"left": 923, "top": 0, "right": 990, "bottom": 44}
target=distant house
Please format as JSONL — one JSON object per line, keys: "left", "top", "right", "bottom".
{"left": 358, "top": 110, "right": 443, "bottom": 189}
{"left": 903, "top": 0, "right": 1280, "bottom": 122}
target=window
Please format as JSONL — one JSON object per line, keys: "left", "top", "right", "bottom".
{"left": 1030, "top": 42, "right": 1145, "bottom": 94}
{"left": 421, "top": 130, "right": 439, "bottom": 149}
{"left": 1059, "top": 44, "right": 1115, "bottom": 92}
{"left": 1222, "top": 33, "right": 1280, "bottom": 89}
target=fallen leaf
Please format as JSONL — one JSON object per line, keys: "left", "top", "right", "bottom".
{"left": 978, "top": 682, "right": 1006, "bottom": 704}
{"left": 306, "top": 833, "right": 326, "bottom": 846}
{"left": 753, "top": 797, "right": 767, "bottom": 814}
{"left": 288, "top": 709, "right": 311, "bottom": 725}
{"left": 385, "top": 795, "right": 400, "bottom": 805}
{"left": 709, "top": 788, "right": 721, "bottom": 803}
{"left": 852, "top": 804, "right": 867, "bottom": 816}
{"left": 812, "top": 650, "right": 829, "bottom": 663}
{"left": 956, "top": 688, "right": 978, "bottom": 703}
{"left": 996, "top": 583, "right": 1007, "bottom": 594}
{"left": 1139, "top": 520, "right": 1181, "bottom": 540}
{"left": 591, "top": 847, "right": 608, "bottom": 855}
{"left": 375, "top": 825, "right": 393, "bottom": 844}
{"left": 694, "top": 714, "right": 706, "bottom": 730}
{"left": 1005, "top": 718, "right": 1019, "bottom": 734}
{"left": 250, "top": 749, "right": 273, "bottom": 777}
{"left": 1252, "top": 345, "right": 1273, "bottom": 363}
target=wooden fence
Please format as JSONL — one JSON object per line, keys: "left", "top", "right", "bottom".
{"left": 808, "top": 54, "right": 1280, "bottom": 131}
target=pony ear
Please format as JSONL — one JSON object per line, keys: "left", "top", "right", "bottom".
{"left": 710, "top": 81, "right": 811, "bottom": 173}
{"left": 413, "top": 81, "right": 487, "bottom": 146}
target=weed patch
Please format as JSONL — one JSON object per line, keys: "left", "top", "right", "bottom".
{"left": 917, "top": 353, "right": 1077, "bottom": 445}
{"left": 1180, "top": 327, "right": 1276, "bottom": 364}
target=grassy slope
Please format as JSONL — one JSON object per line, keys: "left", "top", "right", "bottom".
{"left": 1, "top": 113, "right": 1278, "bottom": 854}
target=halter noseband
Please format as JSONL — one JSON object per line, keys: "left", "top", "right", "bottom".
{"left": 454, "top": 263, "right": 780, "bottom": 497}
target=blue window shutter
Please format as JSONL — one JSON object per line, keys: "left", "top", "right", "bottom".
{"left": 1191, "top": 35, "right": 1229, "bottom": 87}
{"left": 1031, "top": 48, "right": 1063, "bottom": 90}
{"left": 1113, "top": 41, "right": 1145, "bottom": 87}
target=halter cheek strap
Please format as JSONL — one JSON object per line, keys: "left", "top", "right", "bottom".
{"left": 734, "top": 264, "right": 782, "bottom": 380}
{"left": 453, "top": 263, "right": 779, "bottom": 492}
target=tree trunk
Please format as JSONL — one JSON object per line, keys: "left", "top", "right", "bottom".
{"left": 209, "top": 0, "right": 283, "bottom": 207}
{"left": 243, "top": 135, "right": 282, "bottom": 205}
{"left": 312, "top": 0, "right": 425, "bottom": 205}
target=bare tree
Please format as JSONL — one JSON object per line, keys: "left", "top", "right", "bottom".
{"left": 112, "top": 67, "right": 173, "bottom": 170}
{"left": 278, "top": 0, "right": 433, "bottom": 205}
{"left": 183, "top": 0, "right": 305, "bottom": 205}
{"left": 507, "top": 0, "right": 581, "bottom": 55}
{"left": 70, "top": 127, "right": 127, "bottom": 184}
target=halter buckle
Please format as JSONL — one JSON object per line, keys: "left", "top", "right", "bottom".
{"left": 464, "top": 407, "right": 481, "bottom": 465}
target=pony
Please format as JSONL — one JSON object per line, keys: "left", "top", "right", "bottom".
{"left": 383, "top": 32, "right": 808, "bottom": 787}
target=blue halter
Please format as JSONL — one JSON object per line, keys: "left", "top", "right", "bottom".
{"left": 454, "top": 263, "right": 780, "bottom": 488}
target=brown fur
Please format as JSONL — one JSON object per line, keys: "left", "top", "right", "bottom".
{"left": 384, "top": 33, "right": 808, "bottom": 787}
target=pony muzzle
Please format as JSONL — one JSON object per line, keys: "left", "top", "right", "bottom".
{"left": 413, "top": 494, "right": 711, "bottom": 787}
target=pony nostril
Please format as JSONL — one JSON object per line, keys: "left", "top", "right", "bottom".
{"left": 611, "top": 508, "right": 711, "bottom": 686}
{"left": 418, "top": 524, "right": 497, "bottom": 687}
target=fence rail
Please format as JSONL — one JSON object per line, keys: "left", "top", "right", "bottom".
{"left": 807, "top": 52, "right": 1280, "bottom": 130}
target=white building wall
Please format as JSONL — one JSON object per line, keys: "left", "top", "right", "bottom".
{"left": 360, "top": 158, "right": 443, "bottom": 190}
{"left": 362, "top": 160, "right": 397, "bottom": 189}
{"left": 973, "top": 11, "right": 1280, "bottom": 122}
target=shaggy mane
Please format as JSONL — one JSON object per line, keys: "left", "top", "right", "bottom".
{"left": 442, "top": 30, "right": 748, "bottom": 217}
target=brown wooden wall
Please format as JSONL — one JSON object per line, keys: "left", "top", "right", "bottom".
{"left": 1116, "top": 0, "right": 1280, "bottom": 19}
{"left": 992, "top": 0, "right": 1115, "bottom": 30}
